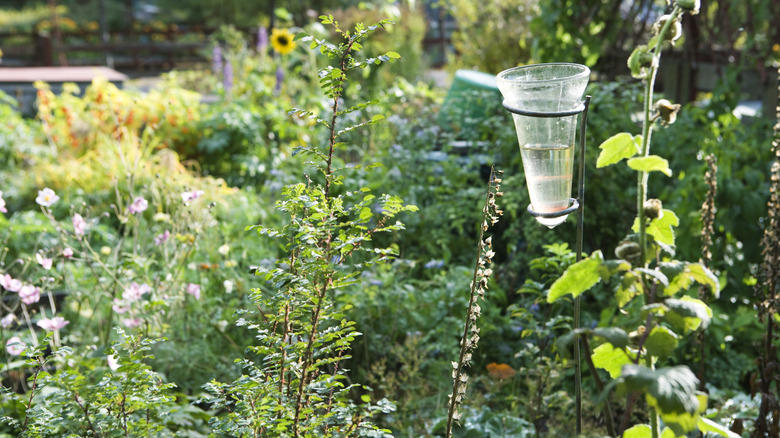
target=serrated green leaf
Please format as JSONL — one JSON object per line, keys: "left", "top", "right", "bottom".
{"left": 597, "top": 132, "right": 641, "bottom": 167}
{"left": 547, "top": 251, "right": 604, "bottom": 303}
{"left": 592, "top": 343, "right": 631, "bottom": 379}
{"left": 628, "top": 155, "right": 673, "bottom": 177}
{"left": 697, "top": 417, "right": 741, "bottom": 438}
{"left": 645, "top": 326, "right": 679, "bottom": 360}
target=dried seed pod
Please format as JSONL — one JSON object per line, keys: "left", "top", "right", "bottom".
{"left": 655, "top": 99, "right": 681, "bottom": 124}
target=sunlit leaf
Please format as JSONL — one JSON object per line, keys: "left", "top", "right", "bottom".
{"left": 628, "top": 155, "right": 673, "bottom": 177}
{"left": 547, "top": 251, "right": 604, "bottom": 303}
{"left": 644, "top": 326, "right": 679, "bottom": 360}
{"left": 597, "top": 132, "right": 640, "bottom": 167}
{"left": 592, "top": 343, "right": 631, "bottom": 379}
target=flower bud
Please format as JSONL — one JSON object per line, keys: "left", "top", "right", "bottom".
{"left": 615, "top": 240, "right": 642, "bottom": 264}
{"left": 628, "top": 45, "right": 654, "bottom": 79}
{"left": 644, "top": 198, "right": 664, "bottom": 220}
{"left": 676, "top": 0, "right": 700, "bottom": 14}
{"left": 655, "top": 99, "right": 681, "bottom": 124}
{"left": 654, "top": 15, "right": 683, "bottom": 45}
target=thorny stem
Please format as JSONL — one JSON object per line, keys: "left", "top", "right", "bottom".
{"left": 292, "top": 35, "right": 354, "bottom": 438}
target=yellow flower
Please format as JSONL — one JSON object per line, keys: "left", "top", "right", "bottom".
{"left": 271, "top": 28, "right": 296, "bottom": 55}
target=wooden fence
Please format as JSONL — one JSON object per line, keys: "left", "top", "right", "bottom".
{"left": 0, "top": 25, "right": 261, "bottom": 71}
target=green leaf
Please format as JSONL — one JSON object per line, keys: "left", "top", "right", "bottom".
{"left": 697, "top": 417, "right": 741, "bottom": 438}
{"left": 633, "top": 209, "right": 679, "bottom": 248}
{"left": 618, "top": 365, "right": 700, "bottom": 418}
{"left": 597, "top": 132, "right": 640, "bottom": 168}
{"left": 627, "top": 155, "right": 673, "bottom": 177}
{"left": 687, "top": 263, "right": 720, "bottom": 298}
{"left": 385, "top": 51, "right": 401, "bottom": 59}
{"left": 665, "top": 297, "right": 712, "bottom": 332}
{"left": 592, "top": 327, "right": 629, "bottom": 349}
{"left": 622, "top": 425, "right": 651, "bottom": 438}
{"left": 644, "top": 326, "right": 679, "bottom": 360}
{"left": 652, "top": 393, "right": 708, "bottom": 436}
{"left": 592, "top": 343, "right": 631, "bottom": 379}
{"left": 547, "top": 251, "right": 604, "bottom": 303}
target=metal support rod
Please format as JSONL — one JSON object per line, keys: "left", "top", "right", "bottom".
{"left": 502, "top": 94, "right": 591, "bottom": 434}
{"left": 573, "top": 95, "right": 591, "bottom": 436}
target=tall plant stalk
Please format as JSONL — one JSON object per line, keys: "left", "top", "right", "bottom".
{"left": 446, "top": 167, "right": 503, "bottom": 437}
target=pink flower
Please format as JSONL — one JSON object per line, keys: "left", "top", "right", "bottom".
{"left": 112, "top": 299, "right": 130, "bottom": 314}
{"left": 6, "top": 336, "right": 25, "bottom": 356}
{"left": 36, "top": 253, "right": 53, "bottom": 270}
{"left": 107, "top": 354, "right": 120, "bottom": 371}
{"left": 1, "top": 274, "right": 22, "bottom": 292}
{"left": 121, "top": 318, "right": 142, "bottom": 328}
{"left": 37, "top": 316, "right": 69, "bottom": 331}
{"left": 122, "top": 282, "right": 151, "bottom": 302}
{"left": 36, "top": 188, "right": 59, "bottom": 207}
{"left": 18, "top": 285, "right": 40, "bottom": 305}
{"left": 0, "top": 191, "right": 7, "bottom": 214}
{"left": 1, "top": 314, "right": 15, "bottom": 328}
{"left": 62, "top": 247, "right": 74, "bottom": 258}
{"left": 154, "top": 230, "right": 170, "bottom": 245}
{"left": 72, "top": 213, "right": 87, "bottom": 236}
{"left": 127, "top": 196, "right": 148, "bottom": 214}
{"left": 181, "top": 190, "right": 205, "bottom": 202}
{"left": 186, "top": 283, "right": 201, "bottom": 300}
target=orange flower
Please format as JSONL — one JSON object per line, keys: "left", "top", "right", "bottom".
{"left": 486, "top": 362, "right": 516, "bottom": 380}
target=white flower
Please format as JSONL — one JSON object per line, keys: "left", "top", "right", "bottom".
{"left": 127, "top": 196, "right": 148, "bottom": 214}
{"left": 218, "top": 244, "right": 230, "bottom": 256}
{"left": 107, "top": 354, "right": 120, "bottom": 371}
{"left": 1, "top": 314, "right": 16, "bottom": 328}
{"left": 36, "top": 188, "right": 59, "bottom": 207}
{"left": 36, "top": 253, "right": 53, "bottom": 270}
{"left": 223, "top": 280, "right": 234, "bottom": 294}
{"left": 181, "top": 190, "right": 204, "bottom": 202}
{"left": 37, "top": 316, "right": 69, "bottom": 331}
{"left": 6, "top": 336, "right": 25, "bottom": 356}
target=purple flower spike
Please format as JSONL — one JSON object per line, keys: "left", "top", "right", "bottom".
{"left": 275, "top": 65, "right": 284, "bottom": 95}
{"left": 257, "top": 26, "right": 268, "bottom": 52}
{"left": 224, "top": 61, "right": 233, "bottom": 94}
{"left": 212, "top": 45, "right": 223, "bottom": 76}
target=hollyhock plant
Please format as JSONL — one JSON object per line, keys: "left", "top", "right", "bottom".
{"left": 1, "top": 274, "right": 22, "bottom": 292}
{"left": 18, "top": 285, "right": 40, "bottom": 305}
{"left": 37, "top": 316, "right": 69, "bottom": 331}
{"left": 128, "top": 196, "right": 148, "bottom": 214}
{"left": 36, "top": 253, "right": 53, "bottom": 270}
{"left": 36, "top": 188, "right": 59, "bottom": 207}
{"left": 72, "top": 213, "right": 87, "bottom": 236}
{"left": 186, "top": 283, "right": 201, "bottom": 300}
{"left": 6, "top": 336, "right": 25, "bottom": 356}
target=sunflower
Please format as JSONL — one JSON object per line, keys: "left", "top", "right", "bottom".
{"left": 271, "top": 28, "right": 296, "bottom": 55}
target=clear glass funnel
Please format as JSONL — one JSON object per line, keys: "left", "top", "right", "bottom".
{"left": 497, "top": 63, "right": 590, "bottom": 228}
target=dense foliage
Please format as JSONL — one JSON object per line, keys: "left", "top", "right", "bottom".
{"left": 1, "top": 1, "right": 778, "bottom": 437}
